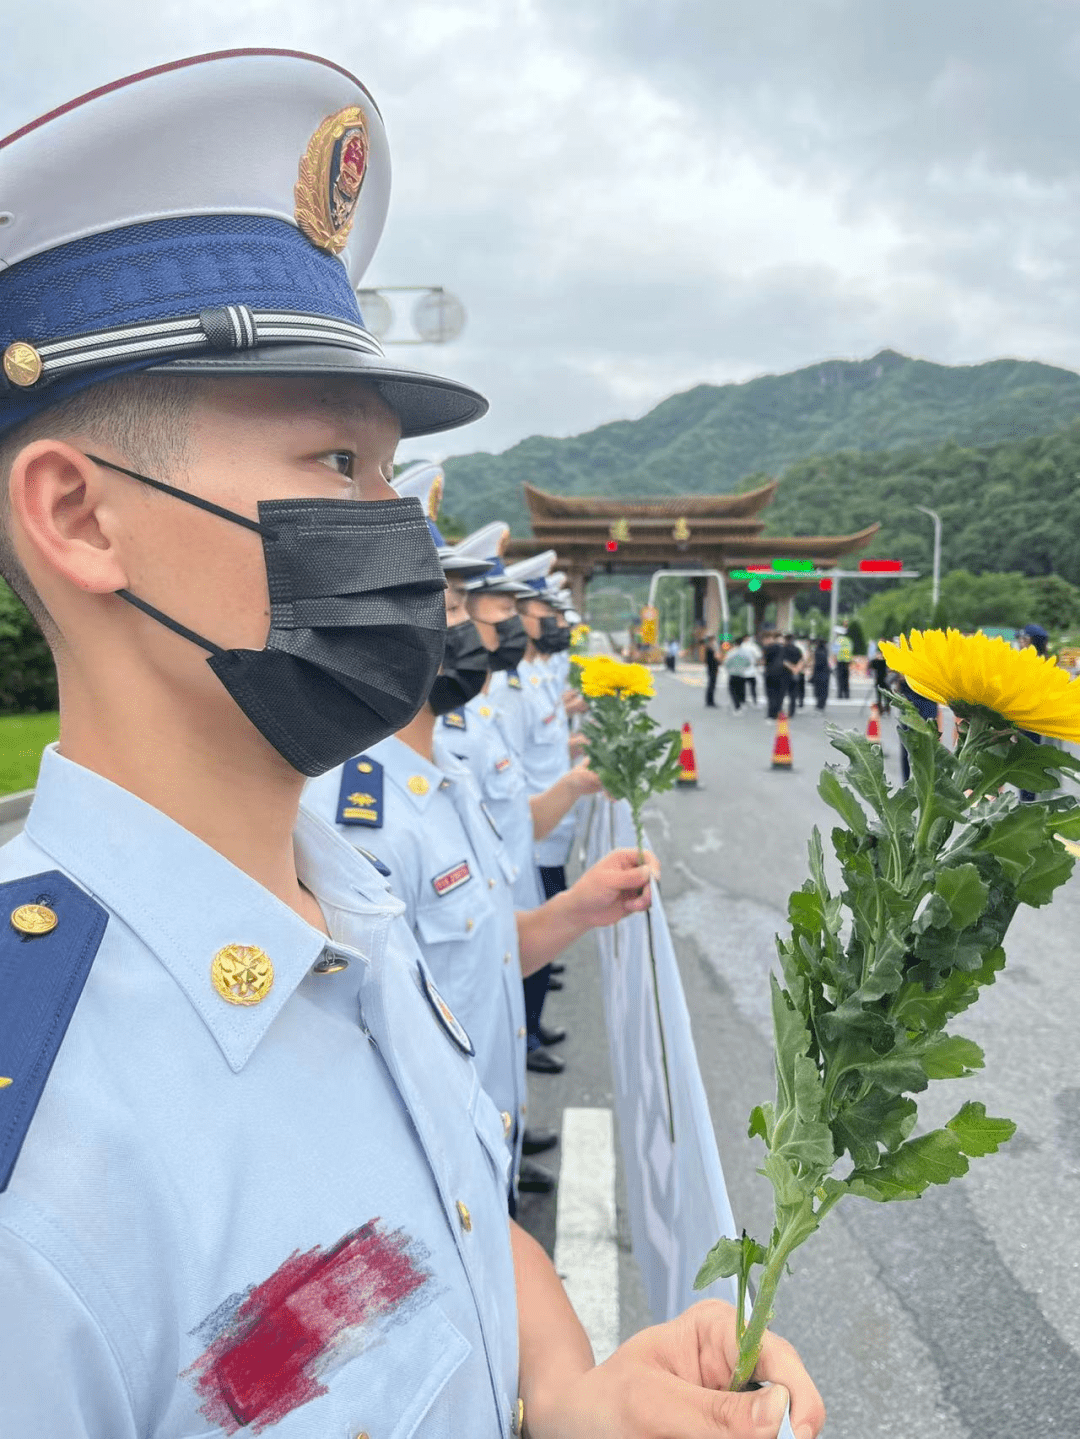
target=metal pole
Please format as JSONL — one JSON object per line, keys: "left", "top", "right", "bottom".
{"left": 829, "top": 571, "right": 840, "bottom": 642}
{"left": 647, "top": 569, "right": 730, "bottom": 632}
{"left": 915, "top": 506, "right": 942, "bottom": 611}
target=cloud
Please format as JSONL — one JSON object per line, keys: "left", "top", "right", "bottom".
{"left": 4, "top": 1, "right": 1080, "bottom": 463}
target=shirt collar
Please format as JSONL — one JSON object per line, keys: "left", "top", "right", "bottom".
{"left": 25, "top": 745, "right": 392, "bottom": 1073}
{"left": 368, "top": 734, "right": 464, "bottom": 811}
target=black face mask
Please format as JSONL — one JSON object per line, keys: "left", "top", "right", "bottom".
{"left": 88, "top": 456, "right": 447, "bottom": 777}
{"left": 535, "top": 614, "right": 571, "bottom": 654}
{"left": 489, "top": 614, "right": 528, "bottom": 672}
{"left": 429, "top": 619, "right": 490, "bottom": 716}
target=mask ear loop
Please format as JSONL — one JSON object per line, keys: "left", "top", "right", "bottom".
{"left": 84, "top": 454, "right": 277, "bottom": 657}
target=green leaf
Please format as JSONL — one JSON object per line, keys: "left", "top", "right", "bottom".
{"left": 818, "top": 768, "right": 868, "bottom": 836}
{"left": 893, "top": 946, "right": 1006, "bottom": 1030}
{"left": 831, "top": 1091, "right": 918, "bottom": 1168}
{"left": 946, "top": 1101, "right": 1016, "bottom": 1157}
{"left": 694, "top": 1235, "right": 748, "bottom": 1287}
{"left": 1014, "top": 838, "right": 1076, "bottom": 907}
{"left": 934, "top": 864, "right": 990, "bottom": 930}
{"left": 974, "top": 804, "right": 1049, "bottom": 882}
{"left": 748, "top": 1103, "right": 775, "bottom": 1146}
{"left": 848, "top": 1128, "right": 969, "bottom": 1201}
{"left": 917, "top": 1032, "right": 985, "bottom": 1079}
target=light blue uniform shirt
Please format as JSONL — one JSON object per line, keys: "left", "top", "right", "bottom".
{"left": 0, "top": 746, "right": 519, "bottom": 1438}
{"left": 307, "top": 737, "right": 529, "bottom": 1181}
{"left": 433, "top": 699, "right": 545, "bottom": 912}
{"left": 517, "top": 658, "right": 575, "bottom": 868}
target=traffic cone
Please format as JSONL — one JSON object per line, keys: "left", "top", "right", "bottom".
{"left": 866, "top": 702, "right": 882, "bottom": 747}
{"left": 677, "top": 723, "right": 699, "bottom": 786}
{"left": 771, "top": 715, "right": 793, "bottom": 770}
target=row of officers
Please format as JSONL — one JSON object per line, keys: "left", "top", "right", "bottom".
{"left": 0, "top": 48, "right": 824, "bottom": 1438}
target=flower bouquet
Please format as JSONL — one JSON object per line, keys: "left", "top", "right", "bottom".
{"left": 696, "top": 629, "right": 1080, "bottom": 1390}
{"left": 575, "top": 654, "right": 683, "bottom": 1139}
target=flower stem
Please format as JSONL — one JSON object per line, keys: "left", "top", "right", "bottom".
{"left": 635, "top": 807, "right": 675, "bottom": 1145}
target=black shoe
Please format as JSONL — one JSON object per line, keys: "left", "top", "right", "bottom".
{"left": 523, "top": 1127, "right": 559, "bottom": 1155}
{"left": 549, "top": 962, "right": 566, "bottom": 975}
{"left": 526, "top": 1047, "right": 565, "bottom": 1075}
{"left": 517, "top": 1158, "right": 556, "bottom": 1193}
{"left": 536, "top": 1022, "right": 566, "bottom": 1046}
{"left": 546, "top": 976, "right": 564, "bottom": 991}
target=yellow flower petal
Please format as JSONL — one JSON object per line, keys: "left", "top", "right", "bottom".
{"left": 880, "top": 629, "right": 1080, "bottom": 740}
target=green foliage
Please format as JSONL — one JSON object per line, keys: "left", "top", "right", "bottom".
{"left": 582, "top": 694, "right": 682, "bottom": 823}
{"left": 845, "top": 617, "right": 867, "bottom": 655}
{"left": 0, "top": 711, "right": 60, "bottom": 794}
{"left": 859, "top": 568, "right": 1080, "bottom": 638}
{"left": 0, "top": 580, "right": 58, "bottom": 714}
{"left": 695, "top": 695, "right": 1078, "bottom": 1390}
{"left": 441, "top": 351, "right": 1080, "bottom": 541}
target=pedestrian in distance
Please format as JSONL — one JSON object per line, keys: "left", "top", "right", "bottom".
{"left": 868, "top": 642, "right": 890, "bottom": 711}
{"left": 763, "top": 631, "right": 790, "bottom": 720}
{"left": 1016, "top": 622, "right": 1050, "bottom": 802}
{"left": 665, "top": 636, "right": 679, "bottom": 672}
{"left": 782, "top": 633, "right": 803, "bottom": 718}
{"left": 834, "top": 630, "right": 854, "bottom": 699}
{"left": 703, "top": 635, "right": 720, "bottom": 707}
{"left": 742, "top": 631, "right": 762, "bottom": 704}
{"left": 811, "top": 638, "right": 831, "bottom": 711}
{"left": 794, "top": 634, "right": 809, "bottom": 708}
{"left": 897, "top": 677, "right": 943, "bottom": 782}
{"left": 0, "top": 51, "right": 829, "bottom": 1439}
{"left": 724, "top": 635, "right": 753, "bottom": 712}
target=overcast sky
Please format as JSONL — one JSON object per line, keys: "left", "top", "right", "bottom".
{"left": 4, "top": 0, "right": 1079, "bottom": 463}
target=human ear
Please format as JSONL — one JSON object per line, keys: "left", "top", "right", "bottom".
{"left": 8, "top": 441, "right": 131, "bottom": 597}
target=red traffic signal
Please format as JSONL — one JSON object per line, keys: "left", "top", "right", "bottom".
{"left": 606, "top": 540, "right": 618, "bottom": 553}
{"left": 819, "top": 577, "right": 833, "bottom": 592}
{"left": 859, "top": 559, "right": 902, "bottom": 573}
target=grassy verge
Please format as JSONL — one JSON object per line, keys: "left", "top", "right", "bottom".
{"left": 0, "top": 712, "right": 59, "bottom": 795}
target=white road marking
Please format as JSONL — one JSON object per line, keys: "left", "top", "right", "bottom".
{"left": 553, "top": 1107, "right": 620, "bottom": 1363}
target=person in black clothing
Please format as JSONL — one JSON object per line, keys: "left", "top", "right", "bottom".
{"left": 782, "top": 633, "right": 803, "bottom": 717}
{"left": 763, "top": 632, "right": 789, "bottom": 719}
{"left": 704, "top": 637, "right": 720, "bottom": 708}
{"left": 869, "top": 644, "right": 890, "bottom": 710}
{"left": 811, "top": 639, "right": 831, "bottom": 711}
{"left": 897, "top": 677, "right": 941, "bottom": 783}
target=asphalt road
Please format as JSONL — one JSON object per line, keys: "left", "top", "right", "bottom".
{"left": 520, "top": 663, "right": 1080, "bottom": 1439}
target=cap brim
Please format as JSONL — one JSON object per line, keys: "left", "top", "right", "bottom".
{"left": 152, "top": 343, "right": 488, "bottom": 439}
{"left": 441, "top": 554, "right": 495, "bottom": 580}
{"left": 465, "top": 577, "right": 533, "bottom": 596}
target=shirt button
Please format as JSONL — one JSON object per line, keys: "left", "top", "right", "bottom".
{"left": 501, "top": 1110, "right": 512, "bottom": 1137}
{"left": 465, "top": 918, "right": 474, "bottom": 931}
{"left": 487, "top": 878, "right": 496, "bottom": 889}
{"left": 456, "top": 1200, "right": 472, "bottom": 1232}
{"left": 312, "top": 952, "right": 349, "bottom": 974}
{"left": 512, "top": 1398, "right": 525, "bottom": 1434}
{"left": 503, "top": 951, "right": 512, "bottom": 964}
{"left": 517, "top": 1026, "right": 526, "bottom": 1039}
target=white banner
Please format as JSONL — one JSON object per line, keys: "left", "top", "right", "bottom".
{"left": 581, "top": 797, "right": 796, "bottom": 1439}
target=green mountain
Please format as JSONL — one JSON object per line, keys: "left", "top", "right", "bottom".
{"left": 442, "top": 349, "right": 1080, "bottom": 536}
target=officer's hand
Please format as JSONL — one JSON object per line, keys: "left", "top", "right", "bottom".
{"left": 566, "top": 759, "right": 603, "bottom": 797}
{"left": 568, "top": 731, "right": 589, "bottom": 758}
{"left": 566, "top": 847, "right": 659, "bottom": 929}
{"left": 530, "top": 1300, "right": 824, "bottom": 1439}
{"left": 563, "top": 689, "right": 589, "bottom": 716}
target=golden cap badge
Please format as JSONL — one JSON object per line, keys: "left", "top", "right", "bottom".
{"left": 294, "top": 107, "right": 370, "bottom": 255}
{"left": 211, "top": 943, "right": 274, "bottom": 1005}
{"left": 3, "top": 343, "right": 43, "bottom": 389}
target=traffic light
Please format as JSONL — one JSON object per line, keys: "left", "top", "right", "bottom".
{"left": 819, "top": 578, "right": 833, "bottom": 592}
{"left": 606, "top": 539, "right": 618, "bottom": 552}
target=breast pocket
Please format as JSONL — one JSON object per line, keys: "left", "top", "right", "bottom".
{"left": 327, "top": 1302, "right": 472, "bottom": 1438}
{"left": 469, "top": 1069, "right": 513, "bottom": 1193}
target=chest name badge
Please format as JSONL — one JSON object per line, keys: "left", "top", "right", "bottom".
{"left": 542, "top": 711, "right": 557, "bottom": 725}
{"left": 442, "top": 708, "right": 467, "bottom": 731}
{"left": 494, "top": 756, "right": 512, "bottom": 773}
{"left": 336, "top": 756, "right": 383, "bottom": 827}
{"left": 432, "top": 860, "right": 472, "bottom": 897}
{"left": 418, "top": 963, "right": 475, "bottom": 1056}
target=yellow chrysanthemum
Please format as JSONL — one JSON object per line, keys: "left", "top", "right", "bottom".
{"left": 578, "top": 655, "right": 655, "bottom": 700}
{"left": 880, "top": 628, "right": 1080, "bottom": 741}
{"left": 570, "top": 623, "right": 592, "bottom": 646}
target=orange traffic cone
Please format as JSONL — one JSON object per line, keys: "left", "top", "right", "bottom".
{"left": 771, "top": 715, "right": 793, "bottom": 770}
{"left": 677, "top": 722, "right": 699, "bottom": 786}
{"left": 866, "top": 702, "right": 882, "bottom": 746}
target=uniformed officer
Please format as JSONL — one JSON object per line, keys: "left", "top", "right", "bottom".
{"left": 0, "top": 50, "right": 825, "bottom": 1439}
{"left": 307, "top": 526, "right": 658, "bottom": 1203}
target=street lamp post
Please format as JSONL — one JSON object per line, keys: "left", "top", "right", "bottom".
{"left": 915, "top": 505, "right": 942, "bottom": 612}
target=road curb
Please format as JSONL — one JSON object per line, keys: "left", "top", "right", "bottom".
{"left": 0, "top": 788, "right": 34, "bottom": 823}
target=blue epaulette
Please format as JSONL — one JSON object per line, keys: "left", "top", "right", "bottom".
{"left": 1, "top": 871, "right": 109, "bottom": 1193}
{"left": 336, "top": 755, "right": 384, "bottom": 827}
{"left": 355, "top": 846, "right": 391, "bottom": 877}
{"left": 441, "top": 708, "right": 467, "bottom": 731}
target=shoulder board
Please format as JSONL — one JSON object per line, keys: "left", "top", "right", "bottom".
{"left": 1, "top": 871, "right": 109, "bottom": 1193}
{"left": 355, "top": 846, "right": 392, "bottom": 878}
{"left": 336, "top": 755, "right": 383, "bottom": 828}
{"left": 506, "top": 671, "right": 522, "bottom": 690}
{"left": 441, "top": 708, "right": 467, "bottom": 731}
